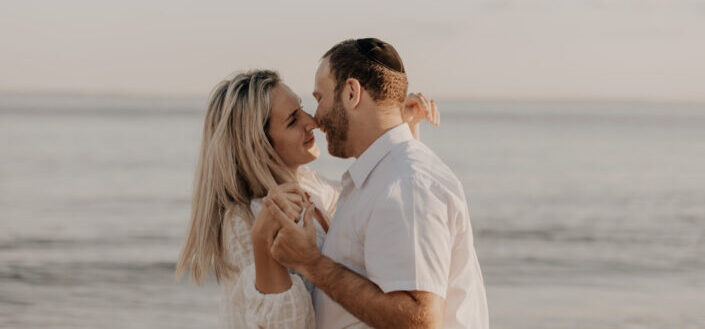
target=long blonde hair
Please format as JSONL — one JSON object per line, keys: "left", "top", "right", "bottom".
{"left": 176, "top": 70, "right": 294, "bottom": 284}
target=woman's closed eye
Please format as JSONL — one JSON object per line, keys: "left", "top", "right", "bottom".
{"left": 287, "top": 108, "right": 300, "bottom": 127}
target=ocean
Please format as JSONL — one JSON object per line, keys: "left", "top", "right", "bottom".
{"left": 1, "top": 94, "right": 704, "bottom": 328}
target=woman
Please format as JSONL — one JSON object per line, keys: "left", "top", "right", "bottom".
{"left": 176, "top": 70, "right": 438, "bottom": 329}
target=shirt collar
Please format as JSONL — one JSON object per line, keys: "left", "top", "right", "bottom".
{"left": 346, "top": 124, "right": 414, "bottom": 189}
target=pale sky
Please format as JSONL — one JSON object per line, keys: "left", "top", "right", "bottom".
{"left": 1, "top": 0, "right": 704, "bottom": 101}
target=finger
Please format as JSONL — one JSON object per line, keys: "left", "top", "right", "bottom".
{"left": 429, "top": 100, "right": 439, "bottom": 126}
{"left": 285, "top": 193, "right": 304, "bottom": 207}
{"left": 411, "top": 98, "right": 428, "bottom": 121}
{"left": 264, "top": 197, "right": 299, "bottom": 229}
{"left": 421, "top": 95, "right": 432, "bottom": 116}
{"left": 414, "top": 93, "right": 427, "bottom": 108}
{"left": 280, "top": 184, "right": 308, "bottom": 199}
{"left": 270, "top": 182, "right": 307, "bottom": 201}
{"left": 403, "top": 98, "right": 420, "bottom": 122}
{"left": 432, "top": 100, "right": 440, "bottom": 126}
{"left": 404, "top": 93, "right": 420, "bottom": 107}
{"left": 272, "top": 193, "right": 300, "bottom": 219}
{"left": 419, "top": 94, "right": 432, "bottom": 114}
{"left": 424, "top": 100, "right": 433, "bottom": 122}
{"left": 293, "top": 206, "right": 303, "bottom": 223}
{"left": 302, "top": 204, "right": 316, "bottom": 235}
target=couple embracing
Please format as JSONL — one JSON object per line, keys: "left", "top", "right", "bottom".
{"left": 177, "top": 38, "right": 488, "bottom": 329}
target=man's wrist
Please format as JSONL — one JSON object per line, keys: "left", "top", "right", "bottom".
{"left": 297, "top": 251, "right": 326, "bottom": 283}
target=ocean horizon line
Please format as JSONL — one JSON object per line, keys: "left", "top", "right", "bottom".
{"left": 1, "top": 89, "right": 705, "bottom": 107}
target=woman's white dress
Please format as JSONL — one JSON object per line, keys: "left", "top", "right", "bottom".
{"left": 219, "top": 167, "right": 340, "bottom": 329}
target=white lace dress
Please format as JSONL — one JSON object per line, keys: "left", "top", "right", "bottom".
{"left": 219, "top": 167, "right": 340, "bottom": 329}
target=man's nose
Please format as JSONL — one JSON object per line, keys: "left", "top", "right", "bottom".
{"left": 313, "top": 106, "right": 323, "bottom": 125}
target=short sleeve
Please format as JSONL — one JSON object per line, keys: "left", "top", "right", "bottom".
{"left": 363, "top": 176, "right": 452, "bottom": 299}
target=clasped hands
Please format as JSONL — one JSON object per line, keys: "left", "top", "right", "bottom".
{"left": 251, "top": 183, "right": 322, "bottom": 275}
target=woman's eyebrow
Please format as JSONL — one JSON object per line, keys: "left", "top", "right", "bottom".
{"left": 286, "top": 107, "right": 299, "bottom": 122}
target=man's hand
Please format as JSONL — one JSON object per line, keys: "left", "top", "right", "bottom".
{"left": 265, "top": 200, "right": 321, "bottom": 274}
{"left": 264, "top": 196, "right": 446, "bottom": 329}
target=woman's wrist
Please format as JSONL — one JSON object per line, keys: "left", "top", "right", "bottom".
{"left": 252, "top": 230, "right": 292, "bottom": 294}
{"left": 408, "top": 121, "right": 420, "bottom": 140}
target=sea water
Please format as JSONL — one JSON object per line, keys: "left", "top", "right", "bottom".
{"left": 1, "top": 94, "right": 704, "bottom": 328}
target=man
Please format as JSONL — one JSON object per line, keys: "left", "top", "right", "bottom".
{"left": 266, "top": 38, "right": 488, "bottom": 329}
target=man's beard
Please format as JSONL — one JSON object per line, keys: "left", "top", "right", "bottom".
{"left": 319, "top": 96, "right": 350, "bottom": 158}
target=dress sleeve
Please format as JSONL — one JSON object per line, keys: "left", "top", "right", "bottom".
{"left": 220, "top": 208, "right": 315, "bottom": 329}
{"left": 235, "top": 264, "right": 315, "bottom": 329}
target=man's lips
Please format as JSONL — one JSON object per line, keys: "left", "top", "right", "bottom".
{"left": 316, "top": 120, "right": 327, "bottom": 134}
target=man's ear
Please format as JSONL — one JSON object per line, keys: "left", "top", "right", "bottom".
{"left": 342, "top": 78, "right": 362, "bottom": 110}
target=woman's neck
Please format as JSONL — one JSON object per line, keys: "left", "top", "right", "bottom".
{"left": 285, "top": 165, "right": 300, "bottom": 183}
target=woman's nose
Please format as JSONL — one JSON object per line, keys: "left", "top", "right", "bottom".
{"left": 303, "top": 112, "right": 319, "bottom": 131}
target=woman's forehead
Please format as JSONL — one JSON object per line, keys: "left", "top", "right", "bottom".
{"left": 271, "top": 84, "right": 301, "bottom": 120}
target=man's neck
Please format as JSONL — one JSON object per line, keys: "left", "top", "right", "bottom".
{"left": 350, "top": 105, "right": 403, "bottom": 159}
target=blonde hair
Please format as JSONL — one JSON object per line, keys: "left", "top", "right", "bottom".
{"left": 176, "top": 70, "right": 294, "bottom": 285}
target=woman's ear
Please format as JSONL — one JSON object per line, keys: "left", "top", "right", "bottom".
{"left": 342, "top": 78, "right": 362, "bottom": 110}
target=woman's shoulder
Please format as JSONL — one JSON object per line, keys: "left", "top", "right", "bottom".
{"left": 298, "top": 166, "right": 341, "bottom": 193}
{"left": 298, "top": 166, "right": 341, "bottom": 218}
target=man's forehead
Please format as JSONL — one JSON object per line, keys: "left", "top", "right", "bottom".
{"left": 316, "top": 59, "right": 332, "bottom": 78}
{"left": 314, "top": 59, "right": 333, "bottom": 89}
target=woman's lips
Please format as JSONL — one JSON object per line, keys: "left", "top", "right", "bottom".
{"left": 304, "top": 135, "right": 315, "bottom": 146}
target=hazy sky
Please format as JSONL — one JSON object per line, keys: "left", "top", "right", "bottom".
{"left": 1, "top": 0, "right": 704, "bottom": 101}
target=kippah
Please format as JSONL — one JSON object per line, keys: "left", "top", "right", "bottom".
{"left": 355, "top": 38, "right": 405, "bottom": 73}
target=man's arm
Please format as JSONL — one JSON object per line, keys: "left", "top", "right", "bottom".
{"left": 299, "top": 251, "right": 445, "bottom": 329}
{"left": 265, "top": 201, "right": 445, "bottom": 329}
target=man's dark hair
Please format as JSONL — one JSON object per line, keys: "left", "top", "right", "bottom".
{"left": 323, "top": 38, "right": 408, "bottom": 105}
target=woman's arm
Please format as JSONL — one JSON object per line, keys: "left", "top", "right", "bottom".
{"left": 229, "top": 184, "right": 315, "bottom": 329}
{"left": 251, "top": 208, "right": 292, "bottom": 293}
{"left": 251, "top": 183, "right": 308, "bottom": 293}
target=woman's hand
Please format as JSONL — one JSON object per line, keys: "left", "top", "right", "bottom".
{"left": 252, "top": 183, "right": 309, "bottom": 244}
{"left": 402, "top": 92, "right": 440, "bottom": 140}
{"left": 251, "top": 183, "right": 309, "bottom": 294}
{"left": 267, "top": 202, "right": 321, "bottom": 275}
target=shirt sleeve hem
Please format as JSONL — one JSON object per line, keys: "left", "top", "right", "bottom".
{"left": 374, "top": 279, "right": 447, "bottom": 299}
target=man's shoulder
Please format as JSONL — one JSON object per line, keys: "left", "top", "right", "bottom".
{"left": 378, "top": 140, "right": 464, "bottom": 195}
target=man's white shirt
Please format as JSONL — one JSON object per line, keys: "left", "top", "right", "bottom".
{"left": 314, "top": 124, "right": 489, "bottom": 329}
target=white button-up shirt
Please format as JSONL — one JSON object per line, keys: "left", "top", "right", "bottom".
{"left": 314, "top": 124, "right": 489, "bottom": 329}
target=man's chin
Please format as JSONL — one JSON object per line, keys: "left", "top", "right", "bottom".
{"left": 327, "top": 143, "right": 349, "bottom": 159}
